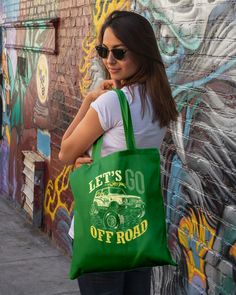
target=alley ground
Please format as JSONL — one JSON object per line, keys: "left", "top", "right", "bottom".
{"left": 0, "top": 196, "right": 79, "bottom": 295}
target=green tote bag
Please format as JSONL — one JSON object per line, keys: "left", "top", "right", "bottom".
{"left": 69, "top": 89, "right": 176, "bottom": 279}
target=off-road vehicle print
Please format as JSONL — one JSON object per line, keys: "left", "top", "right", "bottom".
{"left": 90, "top": 186, "right": 145, "bottom": 231}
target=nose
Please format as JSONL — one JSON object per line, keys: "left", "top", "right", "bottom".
{"left": 107, "top": 51, "right": 116, "bottom": 64}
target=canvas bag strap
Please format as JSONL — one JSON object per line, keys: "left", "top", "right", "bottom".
{"left": 92, "top": 88, "right": 136, "bottom": 161}
{"left": 115, "top": 88, "right": 136, "bottom": 150}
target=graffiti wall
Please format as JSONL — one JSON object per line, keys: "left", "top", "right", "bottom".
{"left": 134, "top": 1, "right": 236, "bottom": 294}
{"left": 0, "top": 0, "right": 235, "bottom": 294}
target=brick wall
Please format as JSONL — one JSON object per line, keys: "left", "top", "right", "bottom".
{"left": 0, "top": 0, "right": 235, "bottom": 294}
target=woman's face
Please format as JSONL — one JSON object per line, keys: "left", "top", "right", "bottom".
{"left": 102, "top": 27, "right": 140, "bottom": 81}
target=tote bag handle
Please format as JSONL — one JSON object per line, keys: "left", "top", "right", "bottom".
{"left": 92, "top": 89, "right": 136, "bottom": 161}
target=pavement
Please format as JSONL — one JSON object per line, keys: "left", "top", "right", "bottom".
{"left": 0, "top": 196, "right": 80, "bottom": 295}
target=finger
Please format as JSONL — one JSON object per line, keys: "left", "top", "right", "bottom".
{"left": 104, "top": 79, "right": 122, "bottom": 89}
{"left": 102, "top": 80, "right": 115, "bottom": 90}
{"left": 74, "top": 162, "right": 81, "bottom": 169}
{"left": 74, "top": 157, "right": 93, "bottom": 169}
{"left": 75, "top": 157, "right": 93, "bottom": 165}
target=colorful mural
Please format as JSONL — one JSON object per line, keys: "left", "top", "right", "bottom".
{"left": 44, "top": 165, "right": 73, "bottom": 254}
{"left": 131, "top": 1, "right": 236, "bottom": 294}
{"left": 0, "top": 17, "right": 59, "bottom": 197}
{"left": 0, "top": 32, "right": 16, "bottom": 196}
{"left": 0, "top": 0, "right": 235, "bottom": 294}
{"left": 0, "top": 24, "right": 47, "bottom": 199}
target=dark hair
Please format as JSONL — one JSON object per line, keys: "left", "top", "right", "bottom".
{"left": 98, "top": 10, "right": 178, "bottom": 127}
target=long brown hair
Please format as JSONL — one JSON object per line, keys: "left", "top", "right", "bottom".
{"left": 98, "top": 10, "right": 178, "bottom": 127}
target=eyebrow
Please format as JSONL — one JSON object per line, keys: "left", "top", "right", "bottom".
{"left": 102, "top": 43, "right": 126, "bottom": 49}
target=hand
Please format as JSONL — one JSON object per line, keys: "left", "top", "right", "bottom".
{"left": 74, "top": 154, "right": 93, "bottom": 169}
{"left": 101, "top": 79, "right": 122, "bottom": 90}
{"left": 86, "top": 79, "right": 122, "bottom": 102}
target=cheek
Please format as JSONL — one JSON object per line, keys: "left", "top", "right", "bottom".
{"left": 126, "top": 60, "right": 139, "bottom": 75}
{"left": 126, "top": 54, "right": 140, "bottom": 72}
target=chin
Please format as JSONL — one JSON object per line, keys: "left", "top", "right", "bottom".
{"left": 110, "top": 74, "right": 123, "bottom": 80}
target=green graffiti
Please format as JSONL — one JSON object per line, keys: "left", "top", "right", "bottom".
{"left": 7, "top": 24, "right": 49, "bottom": 128}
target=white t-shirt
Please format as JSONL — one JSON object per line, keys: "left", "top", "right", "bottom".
{"left": 69, "top": 84, "right": 166, "bottom": 238}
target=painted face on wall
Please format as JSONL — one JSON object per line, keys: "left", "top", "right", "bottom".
{"left": 101, "top": 27, "right": 140, "bottom": 82}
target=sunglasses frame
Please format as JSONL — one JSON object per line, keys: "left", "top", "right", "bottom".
{"left": 95, "top": 45, "right": 127, "bottom": 60}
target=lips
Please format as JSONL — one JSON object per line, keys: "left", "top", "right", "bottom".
{"left": 108, "top": 68, "right": 120, "bottom": 74}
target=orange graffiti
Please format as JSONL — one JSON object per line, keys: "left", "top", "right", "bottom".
{"left": 44, "top": 165, "right": 73, "bottom": 221}
{"left": 229, "top": 242, "right": 236, "bottom": 259}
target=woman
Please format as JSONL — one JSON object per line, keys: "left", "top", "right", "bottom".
{"left": 59, "top": 10, "right": 178, "bottom": 295}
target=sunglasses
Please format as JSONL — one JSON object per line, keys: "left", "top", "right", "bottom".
{"left": 95, "top": 45, "right": 127, "bottom": 60}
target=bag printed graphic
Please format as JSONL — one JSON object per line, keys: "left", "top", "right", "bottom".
{"left": 69, "top": 89, "right": 176, "bottom": 279}
{"left": 89, "top": 174, "right": 148, "bottom": 244}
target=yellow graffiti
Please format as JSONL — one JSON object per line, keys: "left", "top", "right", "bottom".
{"left": 2, "top": 50, "right": 11, "bottom": 144}
{"left": 2, "top": 50, "right": 11, "bottom": 105}
{"left": 79, "top": 0, "right": 130, "bottom": 97}
{"left": 5, "top": 126, "right": 10, "bottom": 145}
{"left": 178, "top": 209, "right": 216, "bottom": 286}
{"left": 44, "top": 165, "right": 73, "bottom": 221}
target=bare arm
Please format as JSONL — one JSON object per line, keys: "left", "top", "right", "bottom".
{"left": 61, "top": 93, "right": 95, "bottom": 142}
{"left": 59, "top": 80, "right": 121, "bottom": 164}
{"left": 58, "top": 107, "right": 104, "bottom": 164}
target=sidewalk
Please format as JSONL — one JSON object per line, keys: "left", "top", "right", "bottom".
{"left": 0, "top": 196, "right": 79, "bottom": 295}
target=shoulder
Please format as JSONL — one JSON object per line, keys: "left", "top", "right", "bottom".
{"left": 91, "top": 90, "right": 120, "bottom": 109}
{"left": 90, "top": 90, "right": 122, "bottom": 131}
{"left": 91, "top": 87, "right": 133, "bottom": 109}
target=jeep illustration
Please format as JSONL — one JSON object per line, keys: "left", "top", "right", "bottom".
{"left": 90, "top": 186, "right": 145, "bottom": 230}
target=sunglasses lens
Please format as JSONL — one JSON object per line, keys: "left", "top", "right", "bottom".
{"left": 96, "top": 46, "right": 108, "bottom": 58}
{"left": 96, "top": 46, "right": 126, "bottom": 60}
{"left": 112, "top": 49, "right": 126, "bottom": 60}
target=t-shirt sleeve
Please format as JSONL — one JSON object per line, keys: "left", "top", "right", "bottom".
{"left": 90, "top": 90, "right": 121, "bottom": 131}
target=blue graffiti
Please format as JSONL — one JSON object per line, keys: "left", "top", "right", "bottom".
{"left": 37, "top": 129, "right": 51, "bottom": 159}
{"left": 2, "top": 0, "right": 20, "bottom": 20}
{"left": 174, "top": 58, "right": 236, "bottom": 98}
